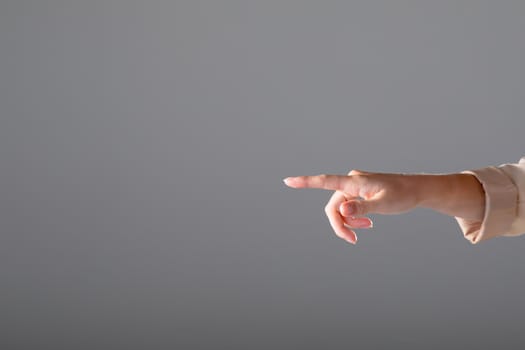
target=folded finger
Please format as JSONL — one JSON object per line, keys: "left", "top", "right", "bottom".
{"left": 325, "top": 190, "right": 358, "bottom": 244}
{"left": 343, "top": 216, "right": 374, "bottom": 229}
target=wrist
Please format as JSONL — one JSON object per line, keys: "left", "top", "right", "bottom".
{"left": 416, "top": 173, "right": 485, "bottom": 221}
{"left": 415, "top": 174, "right": 454, "bottom": 210}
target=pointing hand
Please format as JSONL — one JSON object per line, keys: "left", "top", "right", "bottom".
{"left": 283, "top": 170, "right": 422, "bottom": 244}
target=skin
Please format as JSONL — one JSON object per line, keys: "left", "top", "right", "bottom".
{"left": 283, "top": 169, "right": 486, "bottom": 245}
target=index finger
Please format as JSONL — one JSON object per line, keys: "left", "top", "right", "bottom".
{"left": 283, "top": 174, "right": 349, "bottom": 191}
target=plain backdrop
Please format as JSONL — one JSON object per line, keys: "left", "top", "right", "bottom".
{"left": 1, "top": 1, "right": 525, "bottom": 349}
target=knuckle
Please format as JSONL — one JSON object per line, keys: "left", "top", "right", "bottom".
{"left": 296, "top": 175, "right": 308, "bottom": 185}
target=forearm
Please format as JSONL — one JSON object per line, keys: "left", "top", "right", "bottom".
{"left": 415, "top": 173, "right": 485, "bottom": 221}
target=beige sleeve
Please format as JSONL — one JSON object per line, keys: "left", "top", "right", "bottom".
{"left": 455, "top": 156, "right": 525, "bottom": 244}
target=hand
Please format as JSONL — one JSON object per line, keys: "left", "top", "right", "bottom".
{"left": 283, "top": 169, "right": 422, "bottom": 244}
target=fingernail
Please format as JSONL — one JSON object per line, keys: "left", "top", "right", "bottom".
{"left": 283, "top": 177, "right": 299, "bottom": 187}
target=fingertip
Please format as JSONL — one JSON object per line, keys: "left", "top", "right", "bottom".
{"left": 346, "top": 236, "right": 357, "bottom": 245}
{"left": 343, "top": 230, "right": 357, "bottom": 245}
{"left": 283, "top": 177, "right": 298, "bottom": 187}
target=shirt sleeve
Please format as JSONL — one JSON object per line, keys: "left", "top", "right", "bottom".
{"left": 455, "top": 156, "right": 525, "bottom": 244}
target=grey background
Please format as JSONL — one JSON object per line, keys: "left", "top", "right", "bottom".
{"left": 1, "top": 0, "right": 525, "bottom": 348}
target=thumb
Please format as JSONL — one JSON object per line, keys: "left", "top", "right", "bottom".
{"left": 339, "top": 196, "right": 385, "bottom": 217}
{"left": 348, "top": 169, "right": 372, "bottom": 176}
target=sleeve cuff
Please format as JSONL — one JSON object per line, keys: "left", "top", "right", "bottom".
{"left": 454, "top": 166, "right": 518, "bottom": 244}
